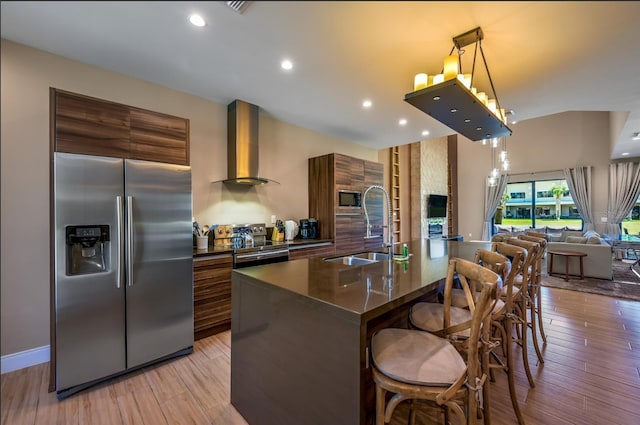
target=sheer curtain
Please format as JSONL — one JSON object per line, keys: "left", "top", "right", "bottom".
{"left": 563, "top": 166, "right": 594, "bottom": 231}
{"left": 481, "top": 174, "right": 508, "bottom": 240}
{"left": 604, "top": 162, "right": 640, "bottom": 236}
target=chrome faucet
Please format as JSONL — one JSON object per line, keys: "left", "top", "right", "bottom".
{"left": 363, "top": 184, "right": 394, "bottom": 259}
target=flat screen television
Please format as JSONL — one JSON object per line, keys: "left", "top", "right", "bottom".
{"left": 427, "top": 194, "right": 447, "bottom": 218}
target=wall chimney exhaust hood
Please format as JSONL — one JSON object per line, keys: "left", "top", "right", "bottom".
{"left": 221, "top": 100, "right": 279, "bottom": 186}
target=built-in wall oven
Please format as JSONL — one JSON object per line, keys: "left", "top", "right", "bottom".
{"left": 214, "top": 223, "right": 289, "bottom": 269}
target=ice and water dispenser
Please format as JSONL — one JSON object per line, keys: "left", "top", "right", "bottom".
{"left": 65, "top": 225, "right": 110, "bottom": 275}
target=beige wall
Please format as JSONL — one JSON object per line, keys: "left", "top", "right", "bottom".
{"left": 418, "top": 138, "right": 449, "bottom": 238}
{"left": 457, "top": 111, "right": 612, "bottom": 240}
{"left": 0, "top": 39, "right": 378, "bottom": 356}
{"left": 0, "top": 38, "right": 624, "bottom": 359}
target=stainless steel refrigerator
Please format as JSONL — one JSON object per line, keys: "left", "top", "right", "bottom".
{"left": 53, "top": 152, "right": 193, "bottom": 399}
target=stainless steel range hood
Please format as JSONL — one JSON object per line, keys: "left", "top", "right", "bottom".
{"left": 222, "top": 100, "right": 278, "bottom": 185}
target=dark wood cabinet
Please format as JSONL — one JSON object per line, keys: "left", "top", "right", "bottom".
{"left": 54, "top": 90, "right": 131, "bottom": 158}
{"left": 335, "top": 215, "right": 366, "bottom": 255}
{"left": 288, "top": 242, "right": 335, "bottom": 260}
{"left": 52, "top": 89, "right": 189, "bottom": 165}
{"left": 193, "top": 254, "right": 233, "bottom": 340}
{"left": 309, "top": 153, "right": 383, "bottom": 254}
{"left": 335, "top": 154, "right": 364, "bottom": 189}
{"left": 130, "top": 108, "right": 189, "bottom": 165}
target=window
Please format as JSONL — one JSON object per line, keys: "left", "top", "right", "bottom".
{"left": 536, "top": 190, "right": 552, "bottom": 198}
{"left": 621, "top": 195, "right": 640, "bottom": 236}
{"left": 495, "top": 178, "right": 583, "bottom": 232}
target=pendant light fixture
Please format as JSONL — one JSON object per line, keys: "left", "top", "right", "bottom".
{"left": 486, "top": 136, "right": 509, "bottom": 187}
{"left": 404, "top": 27, "right": 512, "bottom": 142}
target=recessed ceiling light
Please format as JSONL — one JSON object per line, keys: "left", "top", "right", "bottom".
{"left": 362, "top": 99, "right": 372, "bottom": 108}
{"left": 399, "top": 118, "right": 407, "bottom": 126}
{"left": 421, "top": 130, "right": 430, "bottom": 137}
{"left": 622, "top": 152, "right": 630, "bottom": 156}
{"left": 632, "top": 132, "right": 640, "bottom": 141}
{"left": 189, "top": 14, "right": 206, "bottom": 27}
{"left": 281, "top": 59, "right": 293, "bottom": 70}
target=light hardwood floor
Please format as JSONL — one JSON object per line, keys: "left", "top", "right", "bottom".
{"left": 2, "top": 286, "right": 639, "bottom": 425}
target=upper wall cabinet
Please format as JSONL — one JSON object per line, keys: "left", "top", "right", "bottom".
{"left": 53, "top": 89, "right": 131, "bottom": 158}
{"left": 129, "top": 108, "right": 189, "bottom": 165}
{"left": 52, "top": 89, "right": 189, "bottom": 165}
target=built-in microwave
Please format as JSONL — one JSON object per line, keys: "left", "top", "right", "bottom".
{"left": 338, "top": 190, "right": 362, "bottom": 208}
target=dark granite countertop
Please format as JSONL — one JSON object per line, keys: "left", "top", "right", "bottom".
{"left": 232, "top": 239, "right": 491, "bottom": 320}
{"left": 193, "top": 238, "right": 333, "bottom": 258}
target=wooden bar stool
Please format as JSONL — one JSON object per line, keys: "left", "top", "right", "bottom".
{"left": 413, "top": 249, "right": 506, "bottom": 425}
{"left": 490, "top": 242, "right": 530, "bottom": 425}
{"left": 371, "top": 258, "right": 499, "bottom": 425}
{"left": 505, "top": 238, "right": 545, "bottom": 365}
{"left": 518, "top": 234, "right": 549, "bottom": 345}
{"left": 447, "top": 247, "right": 529, "bottom": 424}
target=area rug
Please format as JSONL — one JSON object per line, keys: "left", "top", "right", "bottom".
{"left": 541, "top": 260, "right": 640, "bottom": 301}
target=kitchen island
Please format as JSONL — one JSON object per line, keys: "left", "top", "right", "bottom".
{"left": 230, "top": 239, "right": 489, "bottom": 425}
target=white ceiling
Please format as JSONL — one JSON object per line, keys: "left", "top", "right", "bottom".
{"left": 2, "top": 1, "right": 640, "bottom": 158}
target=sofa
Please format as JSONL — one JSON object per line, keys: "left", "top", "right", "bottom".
{"left": 493, "top": 227, "right": 613, "bottom": 280}
{"left": 546, "top": 229, "right": 613, "bottom": 280}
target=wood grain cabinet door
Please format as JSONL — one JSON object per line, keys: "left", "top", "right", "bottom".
{"left": 334, "top": 153, "right": 364, "bottom": 189}
{"left": 54, "top": 90, "right": 130, "bottom": 158}
{"left": 335, "top": 215, "right": 366, "bottom": 255}
{"left": 363, "top": 159, "right": 384, "bottom": 241}
{"left": 193, "top": 255, "right": 233, "bottom": 339}
{"left": 130, "top": 108, "right": 189, "bottom": 165}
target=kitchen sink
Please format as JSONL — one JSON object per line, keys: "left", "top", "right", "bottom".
{"left": 352, "top": 252, "right": 390, "bottom": 261}
{"left": 325, "top": 256, "right": 377, "bottom": 266}
{"left": 323, "top": 251, "right": 389, "bottom": 266}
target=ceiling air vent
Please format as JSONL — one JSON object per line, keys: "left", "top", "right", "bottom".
{"left": 226, "top": 1, "right": 251, "bottom": 14}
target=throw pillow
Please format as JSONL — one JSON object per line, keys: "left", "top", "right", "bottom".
{"left": 546, "top": 227, "right": 565, "bottom": 237}
{"left": 565, "top": 236, "right": 588, "bottom": 244}
{"left": 586, "top": 235, "right": 602, "bottom": 244}
{"left": 496, "top": 225, "right": 511, "bottom": 234}
{"left": 561, "top": 230, "right": 584, "bottom": 241}
{"left": 583, "top": 230, "right": 600, "bottom": 240}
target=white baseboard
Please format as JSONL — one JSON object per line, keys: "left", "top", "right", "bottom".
{"left": 1, "top": 345, "right": 50, "bottom": 374}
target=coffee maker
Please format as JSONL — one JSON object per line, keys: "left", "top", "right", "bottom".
{"left": 299, "top": 218, "right": 319, "bottom": 239}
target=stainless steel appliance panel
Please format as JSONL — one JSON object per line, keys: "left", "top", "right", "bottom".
{"left": 54, "top": 153, "right": 126, "bottom": 390}
{"left": 124, "top": 159, "right": 193, "bottom": 367}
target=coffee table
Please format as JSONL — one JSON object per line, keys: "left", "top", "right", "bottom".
{"left": 547, "top": 250, "right": 588, "bottom": 281}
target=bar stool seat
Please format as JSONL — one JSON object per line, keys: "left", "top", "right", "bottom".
{"left": 372, "top": 328, "right": 465, "bottom": 386}
{"left": 410, "top": 302, "right": 472, "bottom": 338}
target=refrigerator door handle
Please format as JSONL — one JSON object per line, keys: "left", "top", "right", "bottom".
{"left": 116, "top": 196, "right": 124, "bottom": 289}
{"left": 127, "top": 195, "right": 134, "bottom": 287}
